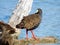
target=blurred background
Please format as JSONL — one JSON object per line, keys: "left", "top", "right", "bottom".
{"left": 0, "top": 0, "right": 60, "bottom": 40}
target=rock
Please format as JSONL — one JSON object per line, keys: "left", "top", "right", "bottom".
{"left": 41, "top": 36, "right": 57, "bottom": 43}
{"left": 19, "top": 36, "right": 58, "bottom": 44}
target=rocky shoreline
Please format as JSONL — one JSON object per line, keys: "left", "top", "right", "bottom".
{"left": 19, "top": 36, "right": 58, "bottom": 45}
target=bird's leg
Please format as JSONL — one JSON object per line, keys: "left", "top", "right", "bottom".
{"left": 26, "top": 30, "right": 28, "bottom": 40}
{"left": 30, "top": 30, "right": 37, "bottom": 40}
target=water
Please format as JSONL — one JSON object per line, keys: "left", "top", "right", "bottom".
{"left": 29, "top": 43, "right": 60, "bottom": 45}
{"left": 0, "top": 0, "right": 60, "bottom": 45}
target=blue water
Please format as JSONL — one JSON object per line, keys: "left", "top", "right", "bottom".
{"left": 29, "top": 43, "right": 60, "bottom": 45}
{"left": 0, "top": 0, "right": 60, "bottom": 45}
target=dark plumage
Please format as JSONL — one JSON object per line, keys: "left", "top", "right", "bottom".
{"left": 16, "top": 8, "right": 42, "bottom": 40}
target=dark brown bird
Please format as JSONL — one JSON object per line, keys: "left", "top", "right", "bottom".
{"left": 16, "top": 8, "right": 42, "bottom": 40}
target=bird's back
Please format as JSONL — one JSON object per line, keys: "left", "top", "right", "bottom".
{"left": 23, "top": 14, "right": 42, "bottom": 30}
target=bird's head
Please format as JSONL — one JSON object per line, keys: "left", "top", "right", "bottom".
{"left": 35, "top": 8, "right": 42, "bottom": 15}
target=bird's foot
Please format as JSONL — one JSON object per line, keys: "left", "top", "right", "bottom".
{"left": 32, "top": 36, "right": 38, "bottom": 40}
{"left": 26, "top": 37, "right": 29, "bottom": 40}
